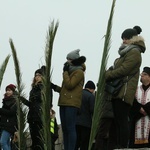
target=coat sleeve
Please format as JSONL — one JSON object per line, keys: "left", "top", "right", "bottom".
{"left": 143, "top": 102, "right": 150, "bottom": 116}
{"left": 106, "top": 49, "right": 141, "bottom": 81}
{"left": 129, "top": 98, "right": 144, "bottom": 120}
{"left": 20, "top": 96, "right": 31, "bottom": 107}
{"left": 54, "top": 85, "right": 62, "bottom": 93}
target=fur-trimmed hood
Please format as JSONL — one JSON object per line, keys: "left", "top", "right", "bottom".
{"left": 128, "top": 35, "right": 146, "bottom": 53}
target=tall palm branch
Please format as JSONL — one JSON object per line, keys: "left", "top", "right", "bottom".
{"left": 9, "top": 39, "right": 28, "bottom": 150}
{"left": 0, "top": 55, "right": 10, "bottom": 87}
{"left": 41, "top": 20, "right": 59, "bottom": 150}
{"left": 88, "top": 0, "right": 116, "bottom": 149}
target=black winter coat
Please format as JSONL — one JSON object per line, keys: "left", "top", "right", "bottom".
{"left": 23, "top": 82, "right": 52, "bottom": 123}
{"left": 0, "top": 96, "right": 17, "bottom": 134}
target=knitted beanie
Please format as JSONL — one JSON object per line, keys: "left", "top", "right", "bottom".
{"left": 66, "top": 49, "right": 80, "bottom": 60}
{"left": 6, "top": 84, "right": 16, "bottom": 91}
{"left": 121, "top": 26, "right": 142, "bottom": 39}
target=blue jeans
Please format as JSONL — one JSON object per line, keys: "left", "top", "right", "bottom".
{"left": 60, "top": 106, "right": 78, "bottom": 150}
{"left": 0, "top": 130, "right": 11, "bottom": 150}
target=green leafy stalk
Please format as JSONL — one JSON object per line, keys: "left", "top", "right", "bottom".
{"left": 0, "top": 55, "right": 10, "bottom": 88}
{"left": 88, "top": 0, "right": 116, "bottom": 149}
{"left": 9, "top": 39, "right": 28, "bottom": 150}
{"left": 41, "top": 20, "right": 59, "bottom": 150}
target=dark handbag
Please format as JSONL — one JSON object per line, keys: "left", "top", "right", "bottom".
{"left": 105, "top": 78, "right": 124, "bottom": 95}
{"left": 105, "top": 73, "right": 137, "bottom": 96}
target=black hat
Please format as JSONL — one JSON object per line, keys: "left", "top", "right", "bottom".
{"left": 121, "top": 26, "right": 142, "bottom": 39}
{"left": 143, "top": 67, "right": 150, "bottom": 76}
{"left": 85, "top": 80, "right": 96, "bottom": 89}
{"left": 34, "top": 65, "right": 46, "bottom": 76}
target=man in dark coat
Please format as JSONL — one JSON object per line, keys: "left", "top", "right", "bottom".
{"left": 75, "top": 80, "right": 95, "bottom": 150}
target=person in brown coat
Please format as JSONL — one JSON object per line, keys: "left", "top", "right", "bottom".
{"left": 105, "top": 25, "right": 146, "bottom": 149}
{"left": 51, "top": 49, "right": 86, "bottom": 150}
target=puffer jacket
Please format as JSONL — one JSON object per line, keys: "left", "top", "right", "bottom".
{"left": 106, "top": 36, "right": 146, "bottom": 105}
{"left": 0, "top": 96, "right": 17, "bottom": 134}
{"left": 55, "top": 64, "right": 86, "bottom": 108}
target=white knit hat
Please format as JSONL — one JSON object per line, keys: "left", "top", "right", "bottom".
{"left": 66, "top": 49, "right": 80, "bottom": 60}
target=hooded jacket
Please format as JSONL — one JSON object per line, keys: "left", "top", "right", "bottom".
{"left": 106, "top": 36, "right": 146, "bottom": 105}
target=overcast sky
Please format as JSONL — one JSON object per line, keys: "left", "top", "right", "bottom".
{"left": 0, "top": 0, "right": 150, "bottom": 123}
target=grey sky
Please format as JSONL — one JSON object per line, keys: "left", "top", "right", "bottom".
{"left": 0, "top": 0, "right": 150, "bottom": 123}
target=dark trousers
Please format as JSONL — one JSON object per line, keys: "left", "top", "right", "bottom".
{"left": 75, "top": 125, "right": 91, "bottom": 150}
{"left": 112, "top": 99, "right": 131, "bottom": 148}
{"left": 94, "top": 118, "right": 116, "bottom": 150}
{"left": 60, "top": 106, "right": 78, "bottom": 150}
{"left": 29, "top": 121, "right": 43, "bottom": 150}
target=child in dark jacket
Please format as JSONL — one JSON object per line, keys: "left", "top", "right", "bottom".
{"left": 0, "top": 84, "right": 18, "bottom": 150}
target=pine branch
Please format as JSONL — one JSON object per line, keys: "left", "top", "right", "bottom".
{"left": 0, "top": 55, "right": 10, "bottom": 88}
{"left": 9, "top": 39, "right": 28, "bottom": 150}
{"left": 88, "top": 0, "right": 116, "bottom": 149}
{"left": 41, "top": 20, "right": 59, "bottom": 150}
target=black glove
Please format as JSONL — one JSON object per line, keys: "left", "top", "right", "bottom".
{"left": 63, "top": 62, "right": 70, "bottom": 72}
{"left": 51, "top": 83, "right": 56, "bottom": 90}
